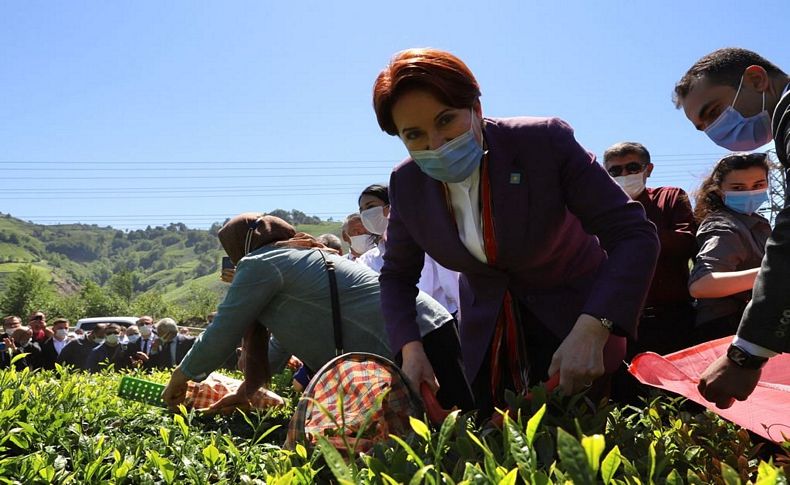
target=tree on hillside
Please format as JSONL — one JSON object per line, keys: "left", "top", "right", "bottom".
{"left": 80, "top": 281, "right": 129, "bottom": 317}
{"left": 108, "top": 270, "right": 140, "bottom": 303}
{"left": 0, "top": 264, "right": 54, "bottom": 317}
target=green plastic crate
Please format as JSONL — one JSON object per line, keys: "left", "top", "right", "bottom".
{"left": 118, "top": 376, "right": 167, "bottom": 407}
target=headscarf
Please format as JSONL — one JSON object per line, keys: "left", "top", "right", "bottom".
{"left": 218, "top": 213, "right": 297, "bottom": 264}
{"left": 218, "top": 213, "right": 337, "bottom": 264}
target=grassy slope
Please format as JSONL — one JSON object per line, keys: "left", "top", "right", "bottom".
{"left": 0, "top": 215, "right": 343, "bottom": 301}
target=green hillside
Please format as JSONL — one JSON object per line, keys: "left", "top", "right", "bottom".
{"left": 0, "top": 212, "right": 342, "bottom": 306}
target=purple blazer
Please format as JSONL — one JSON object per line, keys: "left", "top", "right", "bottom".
{"left": 380, "top": 117, "right": 660, "bottom": 381}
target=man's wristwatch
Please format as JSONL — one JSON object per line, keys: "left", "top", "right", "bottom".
{"left": 726, "top": 344, "right": 769, "bottom": 369}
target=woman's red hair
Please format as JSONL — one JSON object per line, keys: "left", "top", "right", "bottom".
{"left": 373, "top": 48, "right": 481, "bottom": 136}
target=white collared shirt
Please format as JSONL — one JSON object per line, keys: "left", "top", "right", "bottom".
{"left": 445, "top": 168, "right": 487, "bottom": 263}
{"left": 53, "top": 337, "right": 69, "bottom": 355}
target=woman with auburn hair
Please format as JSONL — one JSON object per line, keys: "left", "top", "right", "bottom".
{"left": 689, "top": 153, "right": 772, "bottom": 343}
{"left": 372, "top": 48, "right": 660, "bottom": 412}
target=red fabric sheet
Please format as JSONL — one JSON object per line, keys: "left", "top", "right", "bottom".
{"left": 629, "top": 336, "right": 790, "bottom": 443}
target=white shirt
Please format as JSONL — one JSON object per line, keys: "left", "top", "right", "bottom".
{"left": 53, "top": 337, "right": 69, "bottom": 355}
{"left": 359, "top": 241, "right": 386, "bottom": 273}
{"left": 418, "top": 256, "right": 460, "bottom": 315}
{"left": 360, "top": 242, "right": 460, "bottom": 314}
{"left": 445, "top": 168, "right": 487, "bottom": 263}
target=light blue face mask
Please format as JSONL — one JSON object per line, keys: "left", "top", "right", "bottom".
{"left": 723, "top": 188, "right": 769, "bottom": 215}
{"left": 408, "top": 110, "right": 484, "bottom": 183}
{"left": 704, "top": 73, "right": 772, "bottom": 151}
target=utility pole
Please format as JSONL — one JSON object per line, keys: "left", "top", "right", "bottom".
{"left": 759, "top": 149, "right": 787, "bottom": 226}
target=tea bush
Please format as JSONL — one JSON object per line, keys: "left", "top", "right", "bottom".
{"left": 0, "top": 363, "right": 787, "bottom": 484}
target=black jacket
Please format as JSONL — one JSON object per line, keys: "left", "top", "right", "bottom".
{"left": 148, "top": 335, "right": 195, "bottom": 369}
{"left": 737, "top": 88, "right": 790, "bottom": 353}
{"left": 0, "top": 341, "right": 42, "bottom": 370}
{"left": 57, "top": 339, "right": 98, "bottom": 370}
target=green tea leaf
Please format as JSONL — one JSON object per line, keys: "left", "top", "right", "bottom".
{"left": 202, "top": 444, "right": 221, "bottom": 466}
{"left": 665, "top": 469, "right": 683, "bottom": 485}
{"left": 295, "top": 443, "right": 307, "bottom": 460}
{"left": 525, "top": 404, "right": 546, "bottom": 446}
{"left": 410, "top": 416, "right": 431, "bottom": 442}
{"left": 498, "top": 468, "right": 518, "bottom": 485}
{"left": 647, "top": 441, "right": 656, "bottom": 484}
{"left": 408, "top": 464, "right": 434, "bottom": 485}
{"left": 581, "top": 434, "right": 605, "bottom": 474}
{"left": 600, "top": 445, "right": 622, "bottom": 485}
{"left": 720, "top": 462, "right": 742, "bottom": 485}
{"left": 755, "top": 461, "right": 780, "bottom": 484}
{"left": 555, "top": 428, "right": 593, "bottom": 485}
{"left": 316, "top": 436, "right": 355, "bottom": 485}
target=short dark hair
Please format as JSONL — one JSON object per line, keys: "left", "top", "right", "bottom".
{"left": 358, "top": 184, "right": 389, "bottom": 206}
{"left": 373, "top": 48, "right": 482, "bottom": 136}
{"left": 674, "top": 47, "right": 786, "bottom": 108}
{"left": 603, "top": 142, "right": 651, "bottom": 164}
{"left": 52, "top": 318, "right": 69, "bottom": 327}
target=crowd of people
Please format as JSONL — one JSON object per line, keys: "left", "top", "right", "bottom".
{"left": 3, "top": 45, "right": 787, "bottom": 418}
{"left": 1, "top": 313, "right": 197, "bottom": 373}
{"left": 161, "top": 46, "right": 788, "bottom": 416}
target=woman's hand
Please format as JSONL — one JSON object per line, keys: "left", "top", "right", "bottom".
{"left": 548, "top": 314, "right": 609, "bottom": 395}
{"left": 162, "top": 367, "right": 190, "bottom": 410}
{"left": 203, "top": 390, "right": 252, "bottom": 415}
{"left": 401, "top": 341, "right": 440, "bottom": 394}
{"left": 220, "top": 268, "right": 236, "bottom": 283}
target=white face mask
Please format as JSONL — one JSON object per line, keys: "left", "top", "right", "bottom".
{"left": 140, "top": 325, "right": 152, "bottom": 337}
{"left": 93, "top": 338, "right": 105, "bottom": 345}
{"left": 614, "top": 173, "right": 646, "bottom": 199}
{"left": 349, "top": 234, "right": 376, "bottom": 255}
{"left": 360, "top": 206, "right": 389, "bottom": 236}
{"left": 126, "top": 334, "right": 140, "bottom": 344}
{"left": 4, "top": 328, "right": 14, "bottom": 336}
{"left": 55, "top": 329, "right": 68, "bottom": 340}
{"left": 105, "top": 334, "right": 120, "bottom": 346}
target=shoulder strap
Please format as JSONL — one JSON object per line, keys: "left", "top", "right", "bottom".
{"left": 317, "top": 250, "right": 344, "bottom": 355}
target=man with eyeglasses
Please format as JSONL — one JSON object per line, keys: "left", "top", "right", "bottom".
{"left": 673, "top": 47, "right": 790, "bottom": 409}
{"left": 603, "top": 142, "right": 697, "bottom": 370}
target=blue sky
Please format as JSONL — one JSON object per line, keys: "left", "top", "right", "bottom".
{"left": 0, "top": 1, "right": 786, "bottom": 229}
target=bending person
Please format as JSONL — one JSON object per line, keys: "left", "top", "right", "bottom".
{"left": 371, "top": 48, "right": 659, "bottom": 410}
{"left": 162, "top": 213, "right": 473, "bottom": 411}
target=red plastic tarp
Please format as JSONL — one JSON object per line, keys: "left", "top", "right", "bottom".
{"left": 629, "top": 336, "right": 790, "bottom": 443}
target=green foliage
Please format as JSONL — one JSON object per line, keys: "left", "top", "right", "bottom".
{"left": 2, "top": 365, "right": 786, "bottom": 484}
{"left": 0, "top": 213, "right": 340, "bottom": 322}
{"left": 0, "top": 264, "right": 54, "bottom": 317}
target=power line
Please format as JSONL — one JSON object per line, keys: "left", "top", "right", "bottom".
{"left": 0, "top": 153, "right": 729, "bottom": 164}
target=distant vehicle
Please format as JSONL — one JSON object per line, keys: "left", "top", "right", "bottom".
{"left": 74, "top": 316, "right": 139, "bottom": 333}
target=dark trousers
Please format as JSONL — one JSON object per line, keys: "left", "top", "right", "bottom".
{"left": 470, "top": 304, "right": 563, "bottom": 418}
{"left": 397, "top": 320, "right": 475, "bottom": 412}
{"left": 694, "top": 313, "right": 742, "bottom": 344}
{"left": 611, "top": 301, "right": 696, "bottom": 406}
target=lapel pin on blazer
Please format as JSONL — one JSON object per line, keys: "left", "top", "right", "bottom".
{"left": 509, "top": 173, "right": 522, "bottom": 184}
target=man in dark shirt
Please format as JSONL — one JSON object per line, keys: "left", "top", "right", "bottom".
{"left": 40, "top": 318, "right": 73, "bottom": 370}
{"left": 673, "top": 47, "right": 790, "bottom": 407}
{"left": 1, "top": 326, "right": 42, "bottom": 370}
{"left": 86, "top": 324, "right": 126, "bottom": 372}
{"left": 58, "top": 324, "right": 106, "bottom": 370}
{"left": 603, "top": 142, "right": 698, "bottom": 356}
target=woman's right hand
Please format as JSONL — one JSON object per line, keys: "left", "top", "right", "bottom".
{"left": 220, "top": 268, "right": 236, "bottom": 283}
{"left": 401, "top": 341, "right": 439, "bottom": 395}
